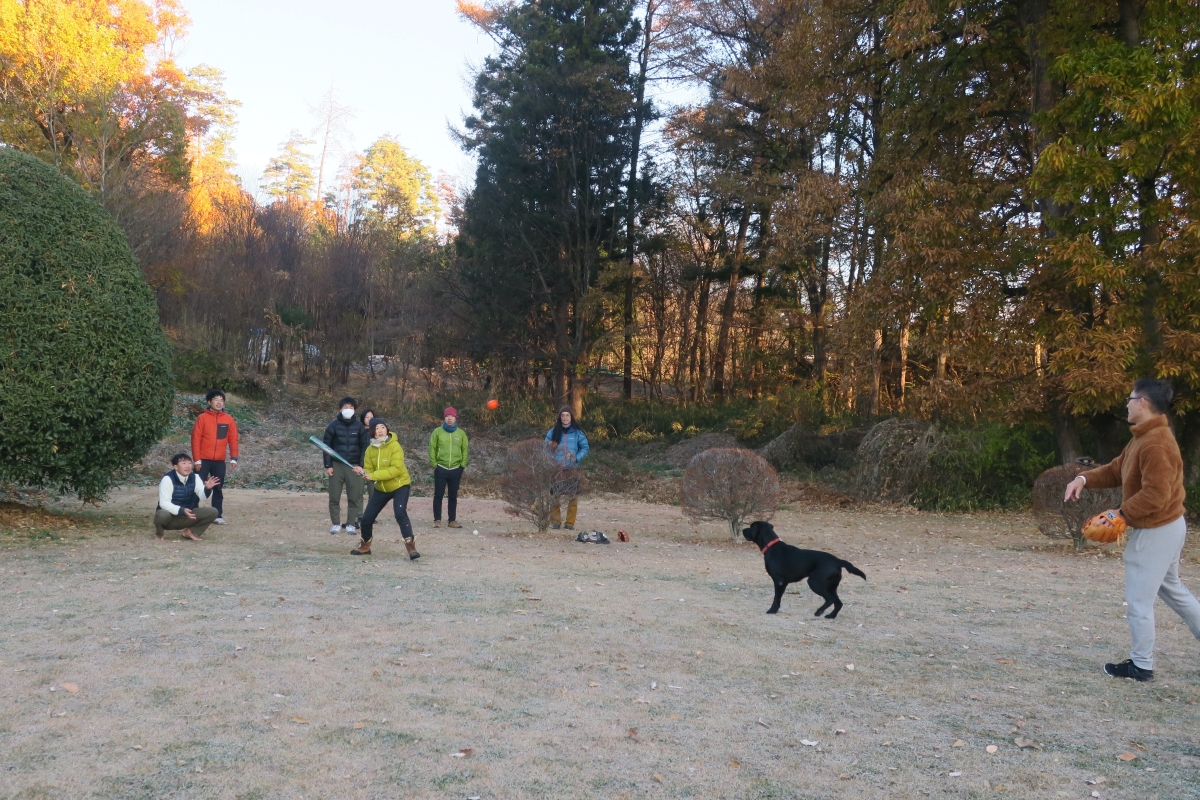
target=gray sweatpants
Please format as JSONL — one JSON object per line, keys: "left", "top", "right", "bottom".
{"left": 1123, "top": 516, "right": 1200, "bottom": 670}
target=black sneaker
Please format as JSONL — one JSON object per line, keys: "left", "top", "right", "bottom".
{"left": 1104, "top": 659, "right": 1154, "bottom": 682}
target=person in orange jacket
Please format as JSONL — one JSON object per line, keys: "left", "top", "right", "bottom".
{"left": 192, "top": 388, "right": 239, "bottom": 524}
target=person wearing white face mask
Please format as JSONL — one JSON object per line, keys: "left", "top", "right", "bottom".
{"left": 321, "top": 396, "right": 367, "bottom": 535}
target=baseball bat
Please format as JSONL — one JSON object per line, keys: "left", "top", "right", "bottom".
{"left": 309, "top": 436, "right": 356, "bottom": 469}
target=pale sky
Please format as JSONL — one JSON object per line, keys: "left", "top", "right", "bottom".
{"left": 173, "top": 0, "right": 496, "bottom": 197}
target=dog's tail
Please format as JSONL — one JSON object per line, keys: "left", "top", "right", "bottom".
{"left": 840, "top": 560, "right": 867, "bottom": 580}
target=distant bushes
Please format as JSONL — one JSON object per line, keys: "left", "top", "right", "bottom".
{"left": 385, "top": 386, "right": 829, "bottom": 446}
{"left": 172, "top": 345, "right": 267, "bottom": 400}
{"left": 913, "top": 424, "right": 1058, "bottom": 512}
{"left": 855, "top": 419, "right": 1059, "bottom": 511}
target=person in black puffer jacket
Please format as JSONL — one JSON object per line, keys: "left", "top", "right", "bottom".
{"left": 322, "top": 396, "right": 367, "bottom": 535}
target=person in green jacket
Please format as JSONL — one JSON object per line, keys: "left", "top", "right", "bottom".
{"left": 352, "top": 419, "right": 419, "bottom": 560}
{"left": 429, "top": 406, "right": 469, "bottom": 528}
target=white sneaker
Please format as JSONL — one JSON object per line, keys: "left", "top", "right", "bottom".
{"left": 330, "top": 525, "right": 342, "bottom": 535}
{"left": 345, "top": 525, "right": 357, "bottom": 534}
{"left": 214, "top": 517, "right": 227, "bottom": 525}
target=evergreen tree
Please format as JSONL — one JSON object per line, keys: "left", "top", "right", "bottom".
{"left": 262, "top": 130, "right": 316, "bottom": 200}
{"left": 457, "top": 0, "right": 640, "bottom": 413}
{"left": 354, "top": 136, "right": 439, "bottom": 237}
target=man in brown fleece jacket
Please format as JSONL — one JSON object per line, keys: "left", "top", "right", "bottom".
{"left": 1065, "top": 379, "right": 1200, "bottom": 682}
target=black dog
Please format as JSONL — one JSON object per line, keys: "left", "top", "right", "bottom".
{"left": 743, "top": 521, "right": 866, "bottom": 617}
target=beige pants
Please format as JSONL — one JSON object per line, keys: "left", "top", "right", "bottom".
{"left": 549, "top": 498, "right": 578, "bottom": 527}
{"left": 154, "top": 507, "right": 218, "bottom": 537}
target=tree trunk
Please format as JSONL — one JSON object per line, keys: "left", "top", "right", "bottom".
{"left": 897, "top": 322, "right": 909, "bottom": 410}
{"left": 688, "top": 276, "right": 711, "bottom": 401}
{"left": 1181, "top": 415, "right": 1200, "bottom": 486}
{"left": 553, "top": 295, "right": 570, "bottom": 408}
{"left": 1051, "top": 403, "right": 1085, "bottom": 464}
{"left": 571, "top": 373, "right": 586, "bottom": 420}
{"left": 869, "top": 328, "right": 883, "bottom": 417}
{"left": 712, "top": 205, "right": 751, "bottom": 399}
{"left": 622, "top": 0, "right": 655, "bottom": 401}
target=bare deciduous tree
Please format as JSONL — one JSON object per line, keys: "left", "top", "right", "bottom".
{"left": 682, "top": 448, "right": 779, "bottom": 542}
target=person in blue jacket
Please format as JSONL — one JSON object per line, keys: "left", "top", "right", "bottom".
{"left": 545, "top": 406, "right": 589, "bottom": 530}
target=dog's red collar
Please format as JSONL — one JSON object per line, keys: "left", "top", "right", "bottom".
{"left": 760, "top": 538, "right": 781, "bottom": 555}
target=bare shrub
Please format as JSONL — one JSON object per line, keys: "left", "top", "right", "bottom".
{"left": 854, "top": 419, "right": 941, "bottom": 503}
{"left": 759, "top": 423, "right": 868, "bottom": 472}
{"left": 1031, "top": 459, "right": 1122, "bottom": 548}
{"left": 499, "top": 439, "right": 579, "bottom": 532}
{"left": 682, "top": 448, "right": 780, "bottom": 542}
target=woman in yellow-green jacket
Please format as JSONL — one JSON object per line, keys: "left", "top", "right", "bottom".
{"left": 352, "top": 419, "right": 419, "bottom": 560}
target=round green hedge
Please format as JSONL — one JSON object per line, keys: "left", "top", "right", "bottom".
{"left": 0, "top": 148, "right": 174, "bottom": 500}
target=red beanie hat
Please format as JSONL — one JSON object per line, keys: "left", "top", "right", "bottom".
{"left": 444, "top": 407, "right": 458, "bottom": 417}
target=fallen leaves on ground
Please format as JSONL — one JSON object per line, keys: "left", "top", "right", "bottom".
{"left": 986, "top": 745, "right": 999, "bottom": 754}
{"left": 291, "top": 716, "right": 309, "bottom": 724}
{"left": 60, "top": 683, "right": 79, "bottom": 693}
{"left": 1014, "top": 737, "right": 1041, "bottom": 750}
{"left": 1116, "top": 752, "right": 1137, "bottom": 761}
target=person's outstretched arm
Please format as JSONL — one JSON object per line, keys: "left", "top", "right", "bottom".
{"left": 1080, "top": 453, "right": 1123, "bottom": 489}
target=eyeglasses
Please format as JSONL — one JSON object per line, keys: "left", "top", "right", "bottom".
{"left": 1127, "top": 395, "right": 1144, "bottom": 403}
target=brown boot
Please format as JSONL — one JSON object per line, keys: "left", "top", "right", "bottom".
{"left": 351, "top": 538, "right": 372, "bottom": 556}
{"left": 404, "top": 537, "right": 420, "bottom": 560}
{"left": 447, "top": 521, "right": 461, "bottom": 529}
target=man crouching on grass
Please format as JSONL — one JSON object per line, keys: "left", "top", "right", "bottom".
{"left": 154, "top": 453, "right": 221, "bottom": 541}
{"left": 1065, "top": 379, "right": 1200, "bottom": 682}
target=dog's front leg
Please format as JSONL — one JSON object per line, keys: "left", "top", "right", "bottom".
{"left": 767, "top": 582, "right": 786, "bottom": 614}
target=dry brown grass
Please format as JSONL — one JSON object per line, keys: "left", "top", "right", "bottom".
{"left": 1, "top": 489, "right": 1199, "bottom": 799}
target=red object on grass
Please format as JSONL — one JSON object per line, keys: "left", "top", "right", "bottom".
{"left": 487, "top": 399, "right": 500, "bottom": 410}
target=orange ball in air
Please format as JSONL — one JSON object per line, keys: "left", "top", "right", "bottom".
{"left": 486, "top": 399, "right": 499, "bottom": 410}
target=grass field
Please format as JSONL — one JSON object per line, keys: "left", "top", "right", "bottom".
{"left": 1, "top": 488, "right": 1198, "bottom": 799}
